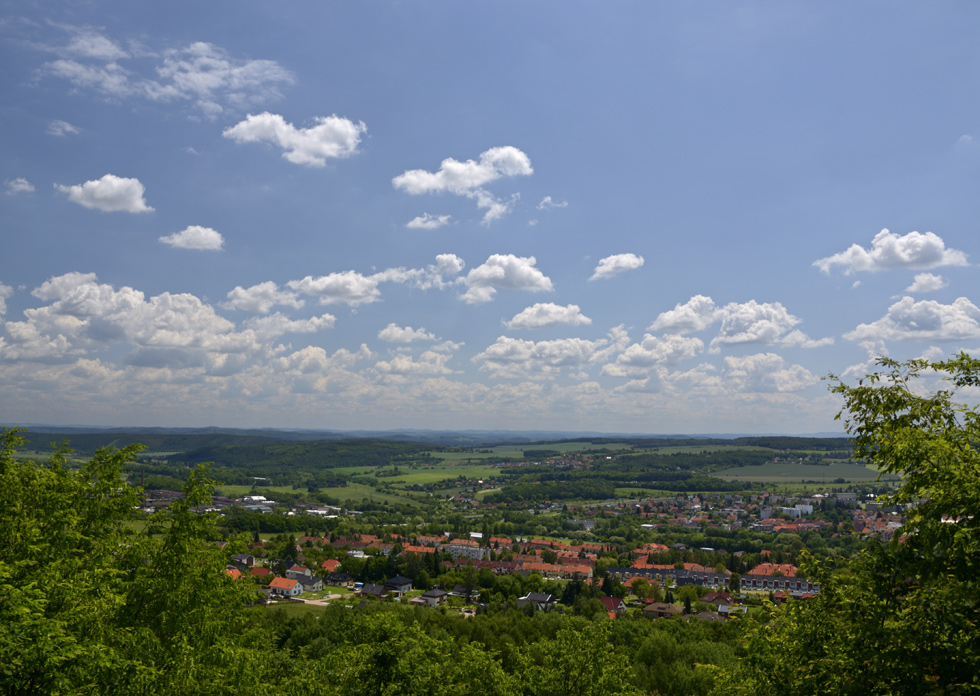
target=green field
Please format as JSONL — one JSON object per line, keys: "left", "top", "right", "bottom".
{"left": 215, "top": 481, "right": 423, "bottom": 507}
{"left": 215, "top": 484, "right": 300, "bottom": 497}
{"left": 423, "top": 441, "right": 630, "bottom": 463}
{"left": 318, "top": 482, "right": 424, "bottom": 507}
{"left": 613, "top": 487, "right": 677, "bottom": 498}
{"left": 715, "top": 460, "right": 898, "bottom": 483}
{"left": 381, "top": 463, "right": 500, "bottom": 484}
{"left": 627, "top": 445, "right": 774, "bottom": 455}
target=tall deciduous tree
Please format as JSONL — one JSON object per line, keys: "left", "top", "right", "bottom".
{"left": 721, "top": 355, "right": 980, "bottom": 695}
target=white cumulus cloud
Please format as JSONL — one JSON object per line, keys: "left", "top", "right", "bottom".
{"left": 505, "top": 303, "right": 592, "bottom": 330}
{"left": 602, "top": 334, "right": 705, "bottom": 377}
{"left": 814, "top": 229, "right": 969, "bottom": 275}
{"left": 461, "top": 254, "right": 554, "bottom": 304}
{"left": 378, "top": 323, "right": 437, "bottom": 343}
{"left": 274, "top": 344, "right": 372, "bottom": 375}
{"left": 287, "top": 270, "right": 384, "bottom": 306}
{"left": 0, "top": 272, "right": 264, "bottom": 365}
{"left": 411, "top": 254, "right": 467, "bottom": 290}
{"left": 709, "top": 300, "right": 803, "bottom": 352}
{"left": 723, "top": 353, "right": 819, "bottom": 393}
{"left": 649, "top": 295, "right": 719, "bottom": 334}
{"left": 406, "top": 213, "right": 451, "bottom": 229}
{"left": 44, "top": 33, "right": 295, "bottom": 119}
{"left": 844, "top": 297, "right": 980, "bottom": 343}
{"left": 159, "top": 225, "right": 224, "bottom": 250}
{"left": 222, "top": 282, "right": 304, "bottom": 314}
{"left": 0, "top": 282, "right": 13, "bottom": 315}
{"left": 5, "top": 178, "right": 35, "bottom": 195}
{"left": 284, "top": 255, "right": 465, "bottom": 307}
{"left": 47, "top": 119, "right": 80, "bottom": 136}
{"left": 905, "top": 273, "right": 947, "bottom": 294}
{"left": 55, "top": 174, "right": 152, "bottom": 213}
{"left": 393, "top": 146, "right": 532, "bottom": 224}
{"left": 649, "top": 295, "right": 828, "bottom": 352}
{"left": 473, "top": 326, "right": 629, "bottom": 380}
{"left": 537, "top": 196, "right": 567, "bottom": 210}
{"left": 393, "top": 146, "right": 532, "bottom": 194}
{"left": 243, "top": 312, "right": 335, "bottom": 338}
{"left": 223, "top": 112, "right": 366, "bottom": 166}
{"left": 778, "top": 330, "right": 835, "bottom": 349}
{"left": 374, "top": 351, "right": 456, "bottom": 377}
{"left": 63, "top": 29, "right": 128, "bottom": 60}
{"left": 590, "top": 253, "right": 645, "bottom": 281}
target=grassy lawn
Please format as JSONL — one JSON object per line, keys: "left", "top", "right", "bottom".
{"left": 324, "top": 586, "right": 352, "bottom": 595}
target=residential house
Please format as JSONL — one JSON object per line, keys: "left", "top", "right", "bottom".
{"left": 325, "top": 572, "right": 355, "bottom": 587}
{"left": 286, "top": 564, "right": 312, "bottom": 580}
{"left": 701, "top": 591, "right": 733, "bottom": 605}
{"left": 297, "top": 575, "right": 325, "bottom": 593}
{"left": 230, "top": 553, "right": 255, "bottom": 570}
{"left": 718, "top": 604, "right": 747, "bottom": 616}
{"left": 269, "top": 577, "right": 303, "bottom": 597}
{"left": 644, "top": 602, "right": 682, "bottom": 619}
{"left": 600, "top": 596, "right": 627, "bottom": 615}
{"left": 384, "top": 575, "right": 413, "bottom": 596}
{"left": 321, "top": 559, "right": 342, "bottom": 573}
{"left": 360, "top": 583, "right": 386, "bottom": 599}
{"left": 411, "top": 588, "right": 449, "bottom": 607}
{"left": 449, "top": 585, "right": 477, "bottom": 602}
{"left": 517, "top": 592, "right": 556, "bottom": 611}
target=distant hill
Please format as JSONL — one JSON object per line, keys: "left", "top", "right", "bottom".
{"left": 9, "top": 425, "right": 849, "bottom": 455}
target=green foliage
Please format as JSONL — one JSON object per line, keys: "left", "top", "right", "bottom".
{"left": 521, "top": 623, "right": 638, "bottom": 696}
{"left": 0, "top": 428, "right": 263, "bottom": 695}
{"left": 721, "top": 355, "right": 980, "bottom": 695}
{"left": 483, "top": 479, "right": 617, "bottom": 505}
{"left": 522, "top": 449, "right": 564, "bottom": 460}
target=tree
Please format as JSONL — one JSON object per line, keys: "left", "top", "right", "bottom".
{"left": 0, "top": 429, "right": 264, "bottom": 695}
{"left": 721, "top": 355, "right": 980, "bottom": 695}
{"left": 631, "top": 578, "right": 651, "bottom": 601}
{"left": 521, "top": 624, "right": 639, "bottom": 696}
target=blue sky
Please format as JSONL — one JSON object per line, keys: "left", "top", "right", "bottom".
{"left": 2, "top": 3, "right": 980, "bottom": 433}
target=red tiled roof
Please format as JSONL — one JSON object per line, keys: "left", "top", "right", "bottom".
{"left": 748, "top": 563, "right": 798, "bottom": 577}
{"left": 269, "top": 577, "right": 299, "bottom": 590}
